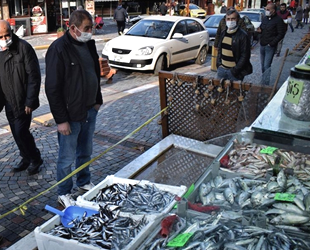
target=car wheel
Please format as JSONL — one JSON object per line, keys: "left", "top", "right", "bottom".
{"left": 195, "top": 45, "right": 208, "bottom": 65}
{"left": 154, "top": 54, "right": 167, "bottom": 75}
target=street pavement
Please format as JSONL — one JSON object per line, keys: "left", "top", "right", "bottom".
{"left": 0, "top": 18, "right": 309, "bottom": 249}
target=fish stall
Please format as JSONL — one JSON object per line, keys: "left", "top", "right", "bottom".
{"left": 34, "top": 51, "right": 310, "bottom": 249}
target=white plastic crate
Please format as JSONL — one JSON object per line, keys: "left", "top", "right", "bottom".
{"left": 34, "top": 213, "right": 157, "bottom": 250}
{"left": 76, "top": 175, "right": 187, "bottom": 219}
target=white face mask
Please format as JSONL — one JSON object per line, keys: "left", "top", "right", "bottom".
{"left": 0, "top": 38, "right": 12, "bottom": 49}
{"left": 226, "top": 21, "right": 237, "bottom": 29}
{"left": 265, "top": 10, "right": 271, "bottom": 16}
{"left": 74, "top": 26, "right": 92, "bottom": 42}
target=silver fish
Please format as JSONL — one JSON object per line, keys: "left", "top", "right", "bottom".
{"left": 224, "top": 187, "right": 234, "bottom": 204}
{"left": 270, "top": 213, "right": 310, "bottom": 225}
{"left": 304, "top": 192, "right": 310, "bottom": 211}
{"left": 238, "top": 191, "right": 250, "bottom": 207}
{"left": 277, "top": 169, "right": 287, "bottom": 190}
{"left": 273, "top": 203, "right": 305, "bottom": 215}
{"left": 250, "top": 190, "right": 264, "bottom": 207}
{"left": 213, "top": 175, "right": 223, "bottom": 188}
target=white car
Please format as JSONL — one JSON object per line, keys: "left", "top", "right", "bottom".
{"left": 240, "top": 11, "right": 263, "bottom": 40}
{"left": 102, "top": 16, "right": 209, "bottom": 75}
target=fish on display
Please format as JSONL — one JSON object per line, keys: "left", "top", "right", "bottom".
{"left": 92, "top": 183, "right": 176, "bottom": 214}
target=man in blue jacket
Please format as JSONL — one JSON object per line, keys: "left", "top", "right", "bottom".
{"left": 0, "top": 20, "right": 43, "bottom": 175}
{"left": 257, "top": 3, "right": 285, "bottom": 85}
{"left": 45, "top": 10, "right": 103, "bottom": 207}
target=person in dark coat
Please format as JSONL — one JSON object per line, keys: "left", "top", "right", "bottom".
{"left": 45, "top": 10, "right": 103, "bottom": 208}
{"left": 257, "top": 3, "right": 286, "bottom": 85}
{"left": 114, "top": 1, "right": 128, "bottom": 35}
{"left": 0, "top": 20, "right": 43, "bottom": 175}
{"left": 220, "top": 3, "right": 227, "bottom": 13}
{"left": 216, "top": 9, "right": 253, "bottom": 81}
{"left": 295, "top": 4, "right": 304, "bottom": 28}
{"left": 159, "top": 2, "right": 168, "bottom": 15}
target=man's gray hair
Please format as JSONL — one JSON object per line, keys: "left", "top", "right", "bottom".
{"left": 69, "top": 10, "right": 92, "bottom": 27}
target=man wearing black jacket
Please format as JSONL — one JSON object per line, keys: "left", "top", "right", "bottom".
{"left": 0, "top": 20, "right": 43, "bottom": 175}
{"left": 216, "top": 9, "right": 253, "bottom": 81}
{"left": 257, "top": 3, "right": 285, "bottom": 85}
{"left": 45, "top": 10, "right": 103, "bottom": 208}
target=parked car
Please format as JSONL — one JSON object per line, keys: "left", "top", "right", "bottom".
{"left": 240, "top": 10, "right": 263, "bottom": 40}
{"left": 102, "top": 16, "right": 209, "bottom": 75}
{"left": 245, "top": 8, "right": 266, "bottom": 17}
{"left": 203, "top": 14, "right": 255, "bottom": 46}
{"left": 179, "top": 4, "right": 207, "bottom": 19}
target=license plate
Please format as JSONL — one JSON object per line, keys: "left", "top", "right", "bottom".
{"left": 114, "top": 55, "right": 123, "bottom": 62}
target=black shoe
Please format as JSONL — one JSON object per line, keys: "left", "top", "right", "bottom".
{"left": 27, "top": 158, "right": 43, "bottom": 175}
{"left": 13, "top": 160, "right": 30, "bottom": 172}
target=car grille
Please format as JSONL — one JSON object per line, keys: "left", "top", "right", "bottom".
{"left": 112, "top": 48, "right": 131, "bottom": 55}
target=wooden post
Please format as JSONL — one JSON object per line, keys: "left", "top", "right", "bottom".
{"left": 186, "top": 0, "right": 190, "bottom": 16}
{"left": 211, "top": 46, "right": 218, "bottom": 72}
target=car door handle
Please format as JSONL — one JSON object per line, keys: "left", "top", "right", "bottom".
{"left": 184, "top": 38, "right": 188, "bottom": 43}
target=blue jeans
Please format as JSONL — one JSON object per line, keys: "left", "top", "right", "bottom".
{"left": 217, "top": 66, "right": 241, "bottom": 81}
{"left": 260, "top": 45, "right": 276, "bottom": 85}
{"left": 57, "top": 107, "right": 98, "bottom": 195}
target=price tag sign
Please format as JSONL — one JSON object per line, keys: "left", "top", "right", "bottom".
{"left": 167, "top": 233, "right": 193, "bottom": 247}
{"left": 285, "top": 78, "right": 304, "bottom": 104}
{"left": 275, "top": 193, "right": 295, "bottom": 202}
{"left": 260, "top": 146, "right": 278, "bottom": 155}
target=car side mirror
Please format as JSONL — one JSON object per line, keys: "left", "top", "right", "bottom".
{"left": 172, "top": 33, "right": 183, "bottom": 39}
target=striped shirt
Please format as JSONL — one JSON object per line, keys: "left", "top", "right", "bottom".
{"left": 221, "top": 32, "right": 236, "bottom": 68}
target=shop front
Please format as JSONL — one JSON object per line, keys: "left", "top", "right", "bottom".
{"left": 4, "top": 0, "right": 85, "bottom": 35}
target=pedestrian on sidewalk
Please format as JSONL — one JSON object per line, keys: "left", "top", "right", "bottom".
{"left": 0, "top": 20, "right": 43, "bottom": 175}
{"left": 45, "top": 9, "right": 103, "bottom": 208}
{"left": 257, "top": 3, "right": 285, "bottom": 85}
{"left": 159, "top": 2, "right": 168, "bottom": 16}
{"left": 114, "top": 1, "right": 128, "bottom": 35}
{"left": 303, "top": 5, "right": 309, "bottom": 24}
{"left": 214, "top": 7, "right": 247, "bottom": 50}
{"left": 295, "top": 4, "right": 304, "bottom": 29}
{"left": 276, "top": 3, "right": 293, "bottom": 57}
{"left": 216, "top": 9, "right": 253, "bottom": 81}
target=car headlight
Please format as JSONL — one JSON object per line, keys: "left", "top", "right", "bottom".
{"left": 136, "top": 46, "right": 154, "bottom": 56}
{"left": 102, "top": 42, "right": 110, "bottom": 53}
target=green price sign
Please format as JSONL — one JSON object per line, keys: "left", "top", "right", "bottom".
{"left": 167, "top": 233, "right": 193, "bottom": 247}
{"left": 285, "top": 78, "right": 304, "bottom": 104}
{"left": 260, "top": 146, "right": 278, "bottom": 155}
{"left": 275, "top": 193, "right": 295, "bottom": 202}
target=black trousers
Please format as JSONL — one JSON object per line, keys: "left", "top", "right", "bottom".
{"left": 116, "top": 21, "right": 125, "bottom": 33}
{"left": 5, "top": 104, "right": 41, "bottom": 163}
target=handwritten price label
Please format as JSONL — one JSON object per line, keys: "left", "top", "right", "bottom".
{"left": 275, "top": 193, "right": 295, "bottom": 202}
{"left": 285, "top": 78, "right": 304, "bottom": 104}
{"left": 260, "top": 146, "right": 278, "bottom": 155}
{"left": 167, "top": 233, "right": 193, "bottom": 247}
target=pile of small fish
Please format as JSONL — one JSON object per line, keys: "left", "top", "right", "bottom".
{"left": 142, "top": 213, "right": 310, "bottom": 249}
{"left": 197, "top": 174, "right": 270, "bottom": 209}
{"left": 47, "top": 205, "right": 149, "bottom": 249}
{"left": 224, "top": 139, "right": 310, "bottom": 181}
{"left": 92, "top": 183, "right": 176, "bottom": 214}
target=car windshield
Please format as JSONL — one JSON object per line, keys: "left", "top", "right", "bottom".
{"left": 242, "top": 13, "right": 261, "bottom": 22}
{"left": 204, "top": 16, "right": 223, "bottom": 28}
{"left": 189, "top": 4, "right": 199, "bottom": 10}
{"left": 126, "top": 20, "right": 174, "bottom": 39}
